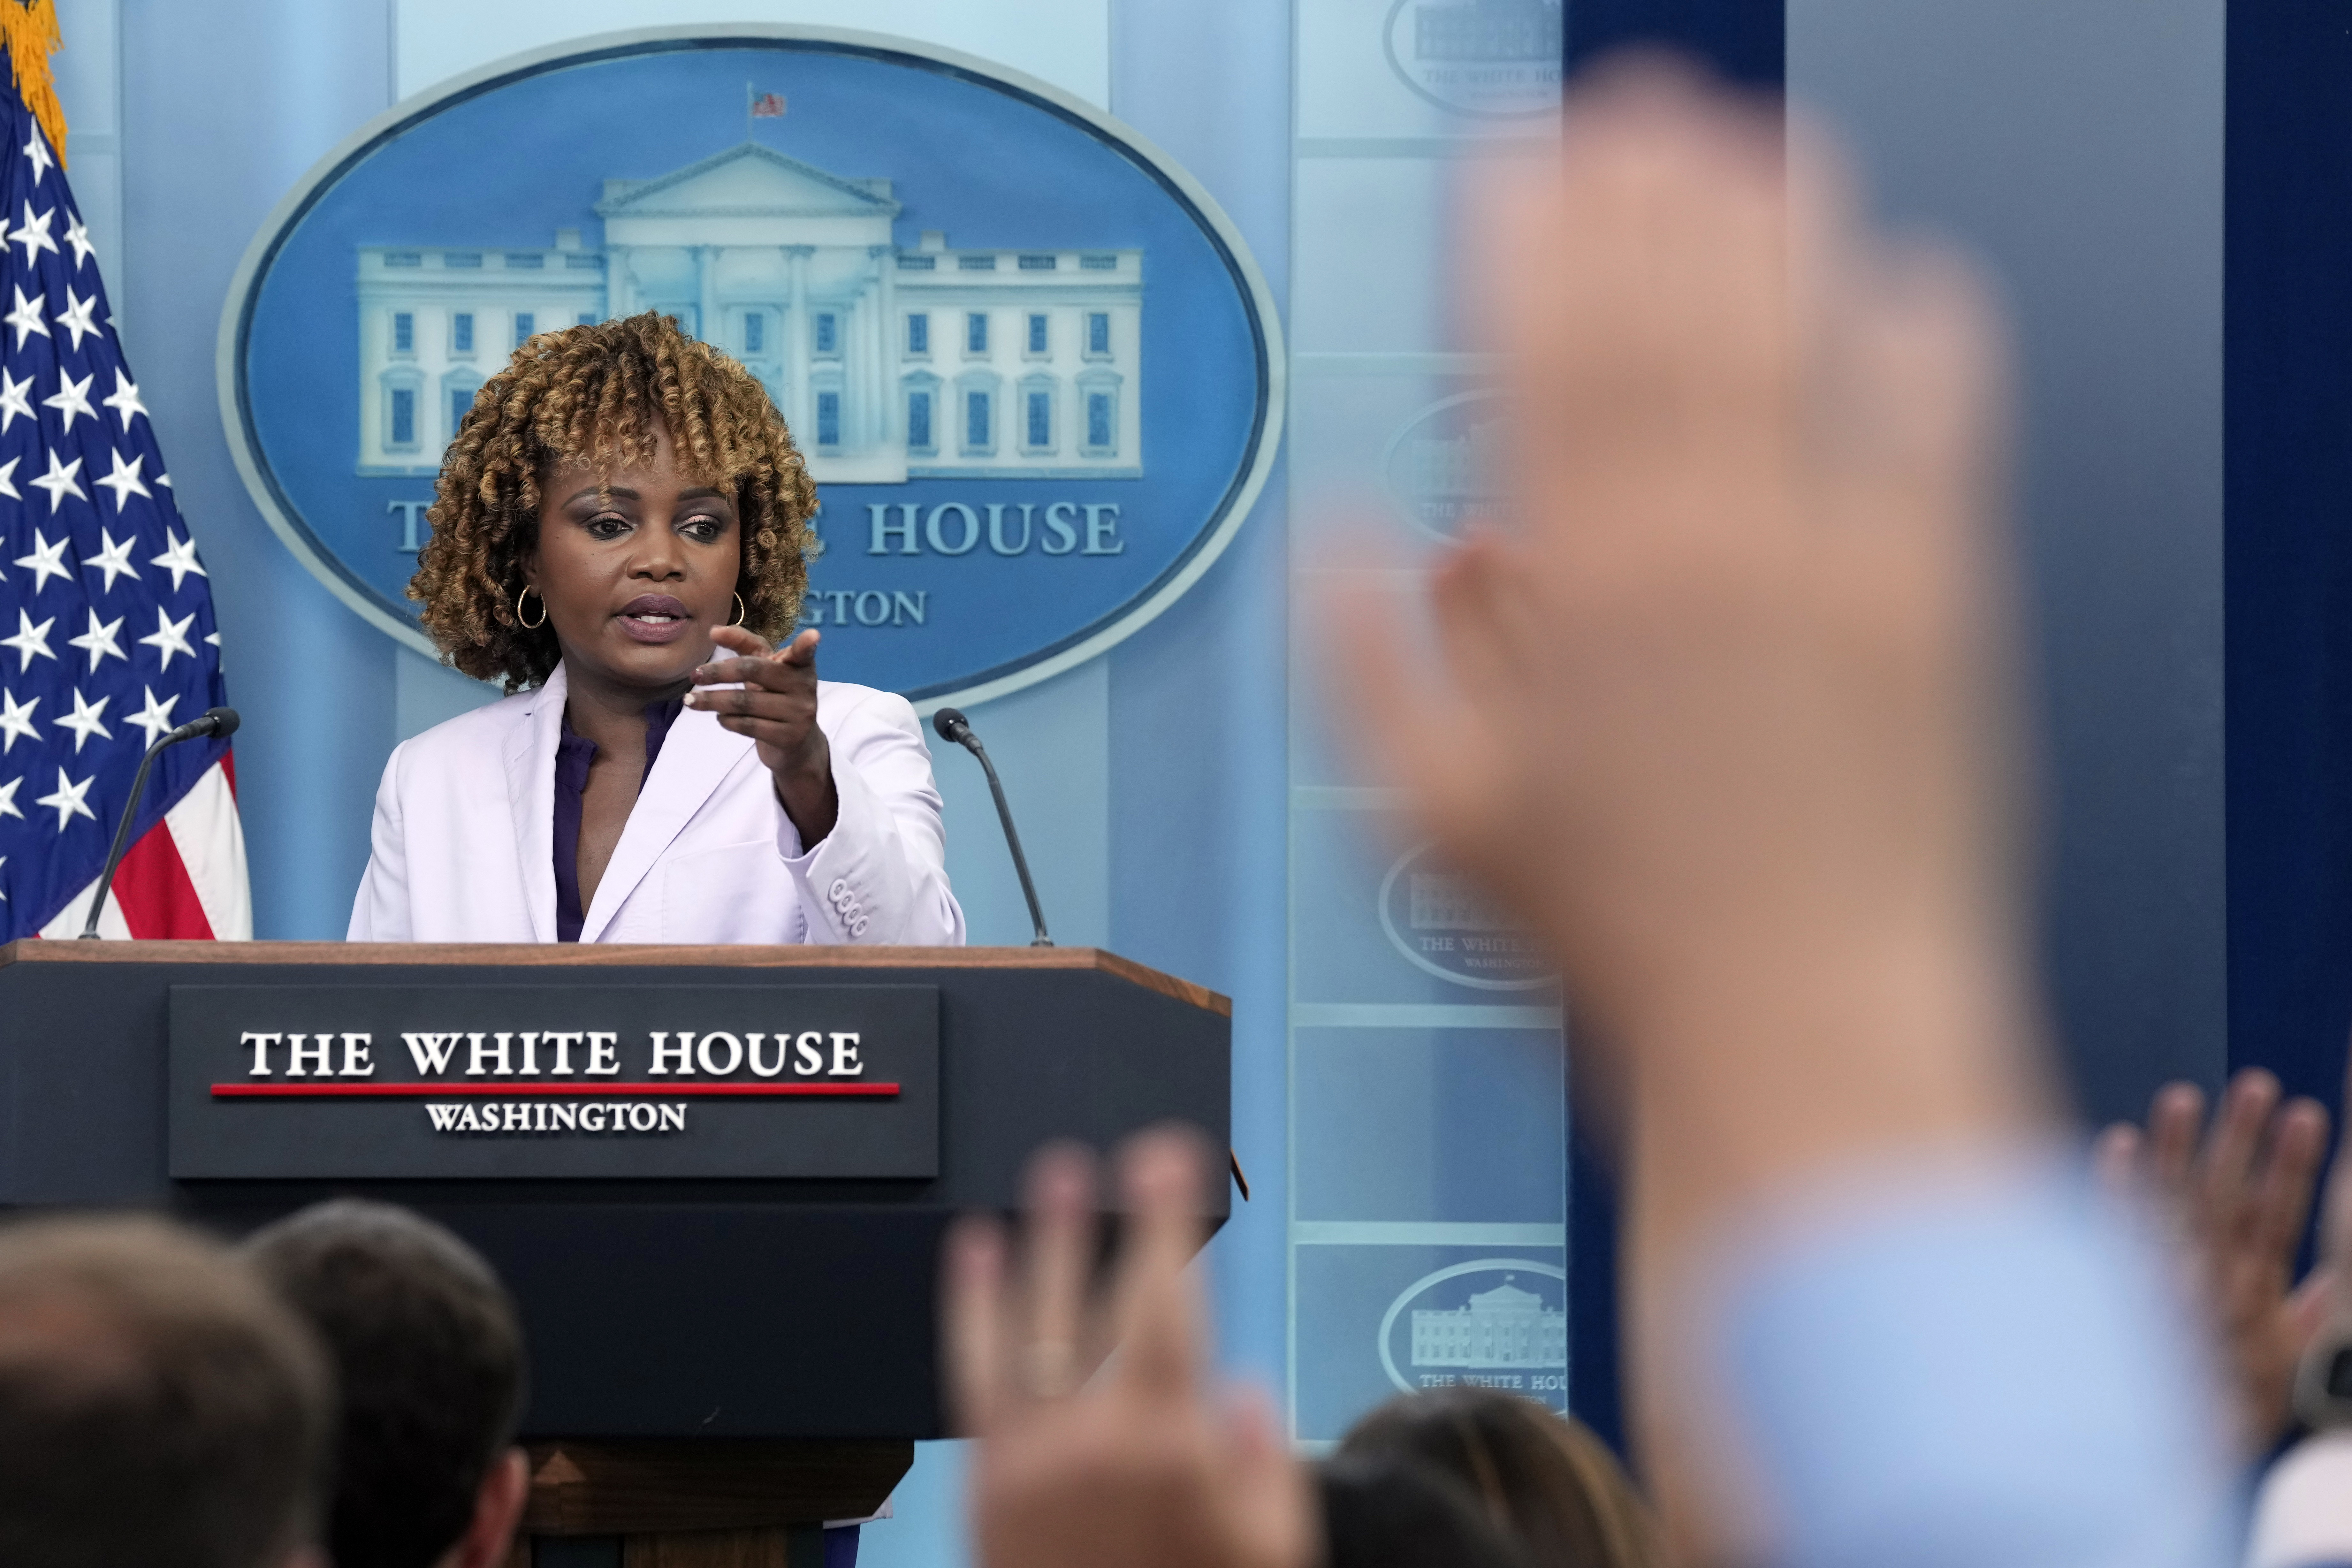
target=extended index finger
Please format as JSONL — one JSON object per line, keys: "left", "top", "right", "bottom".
{"left": 2252, "top": 1098, "right": 2330, "bottom": 1265}
{"left": 1103, "top": 1126, "right": 1214, "bottom": 1399}
{"left": 943, "top": 1214, "right": 1011, "bottom": 1435}
{"left": 697, "top": 631, "right": 820, "bottom": 691}
{"left": 2201, "top": 1069, "right": 2283, "bottom": 1218}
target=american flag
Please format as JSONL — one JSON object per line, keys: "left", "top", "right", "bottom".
{"left": 0, "top": 65, "right": 247, "bottom": 941}
{"left": 750, "top": 88, "right": 786, "bottom": 118}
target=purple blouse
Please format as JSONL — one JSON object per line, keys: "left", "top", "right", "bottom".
{"left": 552, "top": 697, "right": 683, "bottom": 942}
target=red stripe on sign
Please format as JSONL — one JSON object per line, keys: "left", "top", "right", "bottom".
{"left": 210, "top": 1082, "right": 899, "bottom": 1099}
{"left": 115, "top": 821, "right": 216, "bottom": 940}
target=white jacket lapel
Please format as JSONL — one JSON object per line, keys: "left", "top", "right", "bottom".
{"left": 503, "top": 664, "right": 566, "bottom": 944}
{"left": 578, "top": 702, "right": 758, "bottom": 942}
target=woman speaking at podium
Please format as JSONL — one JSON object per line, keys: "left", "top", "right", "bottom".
{"left": 347, "top": 313, "right": 964, "bottom": 947}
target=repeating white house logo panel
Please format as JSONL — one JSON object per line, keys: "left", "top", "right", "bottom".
{"left": 1378, "top": 1260, "right": 1568, "bottom": 1404}
{"left": 1378, "top": 841, "right": 1557, "bottom": 991}
{"left": 223, "top": 29, "right": 1280, "bottom": 705}
{"left": 1383, "top": 0, "right": 1563, "bottom": 118}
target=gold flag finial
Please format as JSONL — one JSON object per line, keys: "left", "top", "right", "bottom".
{"left": 0, "top": 0, "right": 64, "bottom": 170}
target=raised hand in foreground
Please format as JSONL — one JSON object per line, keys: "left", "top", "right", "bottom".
{"left": 2096, "top": 1070, "right": 2332, "bottom": 1455}
{"left": 944, "top": 1130, "right": 1312, "bottom": 1568}
{"left": 1320, "top": 60, "right": 2053, "bottom": 1563}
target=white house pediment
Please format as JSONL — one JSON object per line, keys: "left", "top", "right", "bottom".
{"left": 596, "top": 143, "right": 900, "bottom": 220}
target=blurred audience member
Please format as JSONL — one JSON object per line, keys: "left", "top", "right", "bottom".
{"left": 0, "top": 1214, "right": 333, "bottom": 1568}
{"left": 245, "top": 1200, "right": 529, "bottom": 1568}
{"left": 1339, "top": 1387, "right": 1663, "bottom": 1568}
{"left": 1316, "top": 1451, "right": 1530, "bottom": 1568}
{"left": 947, "top": 57, "right": 2243, "bottom": 1568}
{"left": 2095, "top": 1069, "right": 2332, "bottom": 1455}
{"left": 1321, "top": 58, "right": 2238, "bottom": 1567}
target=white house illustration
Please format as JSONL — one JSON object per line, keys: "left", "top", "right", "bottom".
{"left": 1413, "top": 0, "right": 1562, "bottom": 61}
{"left": 1410, "top": 1279, "right": 1567, "bottom": 1369}
{"left": 354, "top": 142, "right": 1144, "bottom": 483}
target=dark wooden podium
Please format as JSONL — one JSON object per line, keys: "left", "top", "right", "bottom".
{"left": 0, "top": 941, "right": 1233, "bottom": 1568}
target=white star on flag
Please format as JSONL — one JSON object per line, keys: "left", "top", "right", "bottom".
{"left": 29, "top": 449, "right": 83, "bottom": 511}
{"left": 94, "top": 449, "right": 147, "bottom": 509}
{"left": 51, "top": 688, "right": 108, "bottom": 753}
{"left": 61, "top": 213, "right": 88, "bottom": 270}
{"left": 22, "top": 126, "right": 51, "bottom": 182}
{"left": 34, "top": 766, "right": 94, "bottom": 830}
{"left": 0, "top": 365, "right": 30, "bottom": 432}
{"left": 1, "top": 609, "right": 52, "bottom": 670}
{"left": 9, "top": 201, "right": 54, "bottom": 265}
{"left": 0, "top": 456, "right": 24, "bottom": 501}
{"left": 148, "top": 531, "right": 205, "bottom": 590}
{"left": 53, "top": 288, "right": 98, "bottom": 352}
{"left": 42, "top": 367, "right": 92, "bottom": 430}
{"left": 0, "top": 775, "right": 19, "bottom": 820}
{"left": 10, "top": 529, "right": 68, "bottom": 591}
{"left": 138, "top": 606, "right": 193, "bottom": 669}
{"left": 2, "top": 284, "right": 43, "bottom": 349}
{"left": 87, "top": 528, "right": 139, "bottom": 590}
{"left": 0, "top": 688, "right": 35, "bottom": 751}
{"left": 125, "top": 686, "right": 177, "bottom": 747}
{"left": 65, "top": 609, "right": 124, "bottom": 671}
{"left": 101, "top": 370, "right": 144, "bottom": 428}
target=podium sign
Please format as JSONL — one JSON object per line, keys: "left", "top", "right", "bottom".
{"left": 0, "top": 941, "right": 1228, "bottom": 1440}
{"left": 167, "top": 983, "right": 940, "bottom": 1180}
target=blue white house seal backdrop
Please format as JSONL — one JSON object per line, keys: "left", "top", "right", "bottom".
{"left": 218, "top": 26, "right": 1281, "bottom": 708}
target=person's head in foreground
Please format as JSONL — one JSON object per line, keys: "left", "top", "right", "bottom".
{"left": 1339, "top": 1387, "right": 1663, "bottom": 1568}
{"left": 410, "top": 309, "right": 819, "bottom": 695}
{"left": 1314, "top": 1451, "right": 1530, "bottom": 1568}
{"left": 244, "top": 1199, "right": 529, "bottom": 1568}
{"left": 0, "top": 1214, "right": 333, "bottom": 1568}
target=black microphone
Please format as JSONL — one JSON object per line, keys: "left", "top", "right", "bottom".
{"left": 79, "top": 707, "right": 240, "bottom": 940}
{"left": 932, "top": 706, "right": 1051, "bottom": 947}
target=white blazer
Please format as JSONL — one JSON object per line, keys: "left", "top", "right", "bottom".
{"left": 348, "top": 663, "right": 965, "bottom": 946}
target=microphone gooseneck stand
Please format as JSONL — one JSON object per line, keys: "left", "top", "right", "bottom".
{"left": 931, "top": 706, "right": 1052, "bottom": 947}
{"left": 79, "top": 706, "right": 241, "bottom": 939}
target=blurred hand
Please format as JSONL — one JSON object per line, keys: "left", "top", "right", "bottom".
{"left": 944, "top": 1130, "right": 1313, "bottom": 1568}
{"left": 2096, "top": 1070, "right": 2331, "bottom": 1456}
{"left": 1326, "top": 64, "right": 2022, "bottom": 1081}
{"left": 1319, "top": 62, "right": 2050, "bottom": 1563}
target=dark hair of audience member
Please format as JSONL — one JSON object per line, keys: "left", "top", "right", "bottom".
{"left": 1317, "top": 1451, "right": 1532, "bottom": 1568}
{"left": 1339, "top": 1387, "right": 1665, "bottom": 1568}
{"left": 0, "top": 1214, "right": 334, "bottom": 1568}
{"left": 244, "top": 1199, "right": 527, "bottom": 1568}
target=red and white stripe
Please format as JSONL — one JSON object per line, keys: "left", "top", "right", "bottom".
{"left": 37, "top": 757, "right": 250, "bottom": 940}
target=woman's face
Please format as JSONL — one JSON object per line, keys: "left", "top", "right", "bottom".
{"left": 524, "top": 425, "right": 742, "bottom": 694}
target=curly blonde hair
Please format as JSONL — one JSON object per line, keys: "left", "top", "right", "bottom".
{"left": 409, "top": 311, "right": 819, "bottom": 691}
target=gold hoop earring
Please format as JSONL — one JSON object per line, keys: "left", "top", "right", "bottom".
{"left": 516, "top": 584, "right": 546, "bottom": 629}
{"left": 730, "top": 592, "right": 747, "bottom": 628}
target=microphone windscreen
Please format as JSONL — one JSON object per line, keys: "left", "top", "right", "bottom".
{"left": 932, "top": 707, "right": 968, "bottom": 743}
{"left": 205, "top": 707, "right": 241, "bottom": 739}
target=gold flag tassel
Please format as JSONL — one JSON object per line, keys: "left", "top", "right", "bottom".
{"left": 0, "top": 0, "right": 64, "bottom": 169}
